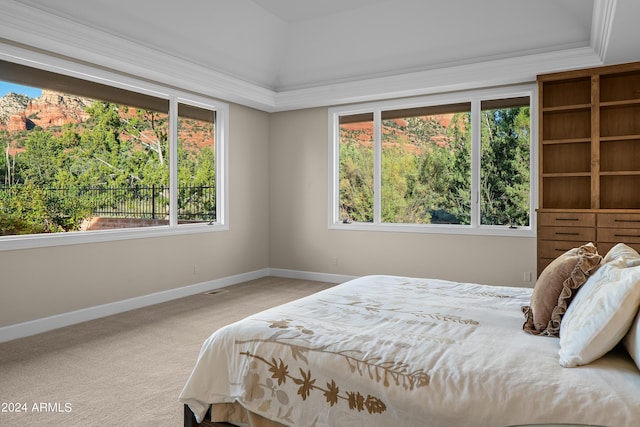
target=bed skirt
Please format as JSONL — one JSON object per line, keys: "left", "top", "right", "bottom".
{"left": 185, "top": 403, "right": 287, "bottom": 427}
{"left": 212, "top": 402, "right": 285, "bottom": 427}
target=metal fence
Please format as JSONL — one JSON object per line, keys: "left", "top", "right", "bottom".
{"left": 0, "top": 184, "right": 216, "bottom": 221}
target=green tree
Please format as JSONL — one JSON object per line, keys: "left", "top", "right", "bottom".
{"left": 122, "top": 107, "right": 169, "bottom": 185}
{"left": 381, "top": 144, "right": 415, "bottom": 222}
{"left": 443, "top": 112, "right": 472, "bottom": 224}
{"left": 339, "top": 138, "right": 373, "bottom": 222}
{"left": 0, "top": 95, "right": 217, "bottom": 234}
{"left": 0, "top": 183, "right": 91, "bottom": 234}
{"left": 338, "top": 109, "right": 533, "bottom": 227}
{"left": 480, "top": 107, "right": 530, "bottom": 226}
{"left": 380, "top": 114, "right": 469, "bottom": 224}
{"left": 16, "top": 129, "right": 63, "bottom": 186}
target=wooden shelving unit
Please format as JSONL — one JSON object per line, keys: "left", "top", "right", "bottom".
{"left": 537, "top": 62, "right": 640, "bottom": 274}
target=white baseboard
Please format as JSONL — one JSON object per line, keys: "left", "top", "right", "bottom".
{"left": 0, "top": 268, "right": 355, "bottom": 343}
{"left": 269, "top": 268, "right": 355, "bottom": 284}
{"left": 0, "top": 268, "right": 269, "bottom": 343}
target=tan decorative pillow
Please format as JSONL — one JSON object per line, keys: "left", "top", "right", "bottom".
{"left": 522, "top": 243, "right": 601, "bottom": 337}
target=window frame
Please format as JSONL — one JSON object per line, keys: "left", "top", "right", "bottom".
{"left": 328, "top": 85, "right": 537, "bottom": 237}
{"left": 0, "top": 51, "right": 229, "bottom": 251}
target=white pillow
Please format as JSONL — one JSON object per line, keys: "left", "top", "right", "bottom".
{"left": 623, "top": 310, "right": 640, "bottom": 370}
{"left": 602, "top": 242, "right": 640, "bottom": 267}
{"left": 558, "top": 258, "right": 640, "bottom": 367}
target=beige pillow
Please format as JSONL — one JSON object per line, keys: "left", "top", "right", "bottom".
{"left": 522, "top": 243, "right": 601, "bottom": 337}
{"left": 559, "top": 259, "right": 640, "bottom": 367}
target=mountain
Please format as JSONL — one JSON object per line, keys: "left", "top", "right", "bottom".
{"left": 0, "top": 90, "right": 213, "bottom": 151}
{"left": 0, "top": 90, "right": 91, "bottom": 132}
{"left": 0, "top": 92, "right": 30, "bottom": 126}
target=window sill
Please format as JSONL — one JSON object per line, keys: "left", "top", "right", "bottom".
{"left": 0, "top": 223, "right": 229, "bottom": 252}
{"left": 328, "top": 222, "right": 535, "bottom": 238}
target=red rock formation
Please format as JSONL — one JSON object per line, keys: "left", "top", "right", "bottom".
{"left": 23, "top": 89, "right": 90, "bottom": 129}
{"left": 7, "top": 114, "right": 27, "bottom": 132}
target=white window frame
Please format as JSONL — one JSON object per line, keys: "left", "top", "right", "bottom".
{"left": 0, "top": 49, "right": 229, "bottom": 251}
{"left": 328, "top": 85, "right": 537, "bottom": 237}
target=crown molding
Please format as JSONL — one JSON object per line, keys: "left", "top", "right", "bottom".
{"left": 274, "top": 47, "right": 603, "bottom": 111}
{"left": 0, "top": 0, "right": 277, "bottom": 111}
{"left": 0, "top": 0, "right": 610, "bottom": 113}
{"left": 591, "top": 0, "right": 617, "bottom": 61}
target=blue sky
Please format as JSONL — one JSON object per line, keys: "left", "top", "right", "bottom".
{"left": 0, "top": 82, "right": 42, "bottom": 98}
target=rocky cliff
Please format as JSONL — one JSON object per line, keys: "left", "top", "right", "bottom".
{"left": 0, "top": 90, "right": 92, "bottom": 131}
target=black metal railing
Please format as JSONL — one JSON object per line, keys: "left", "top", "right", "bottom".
{"left": 0, "top": 184, "right": 216, "bottom": 221}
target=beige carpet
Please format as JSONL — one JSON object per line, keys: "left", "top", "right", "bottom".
{"left": 0, "top": 277, "right": 335, "bottom": 426}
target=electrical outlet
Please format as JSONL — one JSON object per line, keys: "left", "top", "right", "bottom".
{"left": 523, "top": 271, "right": 532, "bottom": 282}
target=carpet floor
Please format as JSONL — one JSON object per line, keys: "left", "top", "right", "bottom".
{"left": 0, "top": 277, "right": 335, "bottom": 426}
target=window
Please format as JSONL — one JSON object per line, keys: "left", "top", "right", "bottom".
{"left": 338, "top": 113, "right": 374, "bottom": 222}
{"left": 480, "top": 97, "right": 531, "bottom": 227}
{"left": 0, "top": 59, "right": 227, "bottom": 245}
{"left": 177, "top": 103, "right": 217, "bottom": 224}
{"left": 330, "top": 87, "right": 535, "bottom": 236}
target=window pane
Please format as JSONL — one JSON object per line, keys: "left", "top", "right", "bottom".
{"left": 0, "top": 83, "right": 170, "bottom": 235}
{"left": 177, "top": 103, "right": 216, "bottom": 223}
{"left": 339, "top": 113, "right": 374, "bottom": 223}
{"left": 381, "top": 103, "right": 471, "bottom": 224}
{"left": 480, "top": 97, "right": 530, "bottom": 226}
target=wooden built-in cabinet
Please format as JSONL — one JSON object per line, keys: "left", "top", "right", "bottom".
{"left": 538, "top": 62, "right": 640, "bottom": 274}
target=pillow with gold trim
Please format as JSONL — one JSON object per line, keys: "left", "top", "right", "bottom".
{"left": 522, "top": 243, "right": 601, "bottom": 337}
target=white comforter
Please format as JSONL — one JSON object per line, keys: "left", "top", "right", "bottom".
{"left": 180, "top": 275, "right": 640, "bottom": 426}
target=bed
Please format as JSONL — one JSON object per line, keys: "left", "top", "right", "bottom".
{"left": 180, "top": 253, "right": 640, "bottom": 427}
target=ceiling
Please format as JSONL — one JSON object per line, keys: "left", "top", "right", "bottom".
{"left": 251, "top": 0, "right": 382, "bottom": 23}
{"left": 1, "top": 0, "right": 639, "bottom": 111}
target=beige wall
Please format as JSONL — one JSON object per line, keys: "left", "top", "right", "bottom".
{"left": 1, "top": 103, "right": 539, "bottom": 330}
{"left": 0, "top": 103, "right": 270, "bottom": 328}
{"left": 268, "top": 108, "right": 537, "bottom": 287}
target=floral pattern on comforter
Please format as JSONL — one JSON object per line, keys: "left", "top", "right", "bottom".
{"left": 180, "top": 275, "right": 640, "bottom": 427}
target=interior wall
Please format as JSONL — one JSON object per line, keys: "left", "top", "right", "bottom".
{"left": 0, "top": 103, "right": 270, "bottom": 328}
{"left": 268, "top": 108, "right": 537, "bottom": 287}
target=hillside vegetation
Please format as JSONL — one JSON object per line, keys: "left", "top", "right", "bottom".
{"left": 339, "top": 108, "right": 530, "bottom": 226}
{"left": 0, "top": 91, "right": 214, "bottom": 235}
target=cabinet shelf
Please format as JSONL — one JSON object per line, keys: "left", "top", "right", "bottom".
{"left": 601, "top": 99, "right": 640, "bottom": 108}
{"left": 600, "top": 70, "right": 640, "bottom": 103}
{"left": 542, "top": 109, "right": 590, "bottom": 141}
{"left": 600, "top": 134, "right": 640, "bottom": 142}
{"left": 542, "top": 104, "right": 591, "bottom": 113}
{"left": 542, "top": 137, "right": 591, "bottom": 145}
{"left": 543, "top": 172, "right": 591, "bottom": 178}
{"left": 538, "top": 62, "right": 640, "bottom": 274}
{"left": 541, "top": 76, "right": 591, "bottom": 109}
{"left": 538, "top": 62, "right": 640, "bottom": 212}
{"left": 600, "top": 104, "right": 640, "bottom": 137}
{"left": 600, "top": 170, "right": 640, "bottom": 176}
